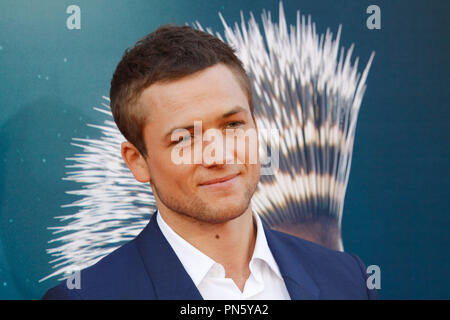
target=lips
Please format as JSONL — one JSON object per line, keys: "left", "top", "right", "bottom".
{"left": 199, "top": 173, "right": 240, "bottom": 186}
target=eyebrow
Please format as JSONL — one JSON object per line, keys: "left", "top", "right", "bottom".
{"left": 164, "top": 105, "right": 248, "bottom": 140}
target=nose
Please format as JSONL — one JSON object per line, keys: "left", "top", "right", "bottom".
{"left": 200, "top": 130, "right": 235, "bottom": 167}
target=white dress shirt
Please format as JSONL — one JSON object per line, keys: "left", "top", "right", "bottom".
{"left": 156, "top": 210, "right": 291, "bottom": 300}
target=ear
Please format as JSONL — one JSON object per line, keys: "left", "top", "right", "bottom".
{"left": 121, "top": 141, "right": 151, "bottom": 183}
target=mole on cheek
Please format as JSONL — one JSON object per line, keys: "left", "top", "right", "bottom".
{"left": 215, "top": 234, "right": 220, "bottom": 239}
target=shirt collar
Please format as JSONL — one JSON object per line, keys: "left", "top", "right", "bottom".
{"left": 156, "top": 209, "right": 283, "bottom": 286}
{"left": 251, "top": 210, "right": 283, "bottom": 280}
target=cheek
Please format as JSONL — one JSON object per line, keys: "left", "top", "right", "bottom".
{"left": 247, "top": 161, "right": 261, "bottom": 179}
{"left": 150, "top": 152, "right": 195, "bottom": 188}
{"left": 232, "top": 133, "right": 259, "bottom": 165}
{"left": 147, "top": 150, "right": 174, "bottom": 179}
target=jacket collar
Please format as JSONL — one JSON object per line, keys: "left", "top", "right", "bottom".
{"left": 135, "top": 212, "right": 203, "bottom": 300}
{"left": 135, "top": 211, "right": 319, "bottom": 300}
{"left": 261, "top": 219, "right": 320, "bottom": 299}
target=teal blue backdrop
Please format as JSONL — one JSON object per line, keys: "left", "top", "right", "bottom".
{"left": 0, "top": 0, "right": 449, "bottom": 299}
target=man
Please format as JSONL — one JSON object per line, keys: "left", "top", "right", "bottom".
{"left": 43, "top": 25, "right": 378, "bottom": 300}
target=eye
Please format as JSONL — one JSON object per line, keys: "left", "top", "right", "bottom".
{"left": 171, "top": 134, "right": 193, "bottom": 146}
{"left": 225, "top": 120, "right": 245, "bottom": 128}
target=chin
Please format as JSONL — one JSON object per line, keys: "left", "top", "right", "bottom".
{"left": 195, "top": 200, "right": 250, "bottom": 224}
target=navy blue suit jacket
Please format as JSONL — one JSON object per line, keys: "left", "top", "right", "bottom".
{"left": 43, "top": 212, "right": 378, "bottom": 300}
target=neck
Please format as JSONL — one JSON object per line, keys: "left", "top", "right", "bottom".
{"left": 157, "top": 204, "right": 257, "bottom": 285}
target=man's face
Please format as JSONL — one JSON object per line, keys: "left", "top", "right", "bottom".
{"left": 137, "top": 63, "right": 261, "bottom": 224}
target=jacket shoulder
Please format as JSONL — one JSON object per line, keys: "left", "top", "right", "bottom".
{"left": 269, "top": 228, "right": 356, "bottom": 265}
{"left": 268, "top": 228, "right": 378, "bottom": 299}
{"left": 42, "top": 239, "right": 156, "bottom": 300}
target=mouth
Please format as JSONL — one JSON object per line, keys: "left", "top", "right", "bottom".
{"left": 199, "top": 173, "right": 241, "bottom": 188}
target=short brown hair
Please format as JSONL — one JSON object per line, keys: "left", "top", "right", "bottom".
{"left": 110, "top": 24, "right": 254, "bottom": 157}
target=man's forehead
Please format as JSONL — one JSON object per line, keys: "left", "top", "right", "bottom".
{"left": 140, "top": 91, "right": 248, "bottom": 123}
{"left": 139, "top": 64, "right": 245, "bottom": 105}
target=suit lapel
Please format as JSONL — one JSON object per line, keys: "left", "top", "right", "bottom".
{"left": 262, "top": 222, "right": 320, "bottom": 299}
{"left": 134, "top": 212, "right": 203, "bottom": 300}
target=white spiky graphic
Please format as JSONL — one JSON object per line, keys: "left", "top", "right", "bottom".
{"left": 41, "top": 1, "right": 374, "bottom": 281}
{"left": 39, "top": 99, "right": 157, "bottom": 282}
